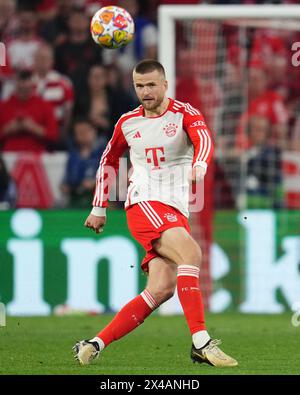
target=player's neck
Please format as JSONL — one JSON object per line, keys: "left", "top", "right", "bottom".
{"left": 144, "top": 97, "right": 170, "bottom": 118}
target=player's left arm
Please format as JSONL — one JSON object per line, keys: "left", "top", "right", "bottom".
{"left": 183, "top": 110, "right": 215, "bottom": 182}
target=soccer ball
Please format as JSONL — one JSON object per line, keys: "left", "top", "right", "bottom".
{"left": 90, "top": 6, "right": 134, "bottom": 49}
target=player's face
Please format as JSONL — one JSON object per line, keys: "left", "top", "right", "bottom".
{"left": 133, "top": 70, "right": 168, "bottom": 111}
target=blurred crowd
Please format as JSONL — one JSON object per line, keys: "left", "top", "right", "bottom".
{"left": 0, "top": 0, "right": 300, "bottom": 210}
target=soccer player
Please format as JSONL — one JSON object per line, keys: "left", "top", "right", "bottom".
{"left": 73, "top": 60, "right": 238, "bottom": 367}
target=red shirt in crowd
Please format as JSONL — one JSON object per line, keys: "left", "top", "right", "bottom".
{"left": 0, "top": 94, "right": 58, "bottom": 152}
{"left": 34, "top": 70, "right": 74, "bottom": 127}
{"left": 236, "top": 90, "right": 288, "bottom": 150}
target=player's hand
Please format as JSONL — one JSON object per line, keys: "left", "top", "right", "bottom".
{"left": 84, "top": 214, "right": 106, "bottom": 234}
{"left": 191, "top": 165, "right": 206, "bottom": 183}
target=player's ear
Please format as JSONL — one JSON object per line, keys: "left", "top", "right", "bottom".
{"left": 164, "top": 79, "right": 168, "bottom": 91}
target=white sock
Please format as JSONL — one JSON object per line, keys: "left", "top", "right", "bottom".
{"left": 90, "top": 336, "right": 105, "bottom": 352}
{"left": 192, "top": 330, "right": 211, "bottom": 349}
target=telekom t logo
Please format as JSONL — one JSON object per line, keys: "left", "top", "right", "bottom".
{"left": 145, "top": 147, "right": 165, "bottom": 169}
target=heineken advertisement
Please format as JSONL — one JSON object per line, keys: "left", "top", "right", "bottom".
{"left": 0, "top": 209, "right": 300, "bottom": 316}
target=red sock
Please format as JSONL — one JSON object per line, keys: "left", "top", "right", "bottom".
{"left": 96, "top": 289, "right": 158, "bottom": 346}
{"left": 177, "top": 265, "right": 206, "bottom": 334}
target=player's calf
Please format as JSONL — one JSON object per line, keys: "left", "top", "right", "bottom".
{"left": 146, "top": 286, "right": 175, "bottom": 305}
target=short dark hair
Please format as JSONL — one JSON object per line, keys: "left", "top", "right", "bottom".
{"left": 134, "top": 59, "right": 166, "bottom": 77}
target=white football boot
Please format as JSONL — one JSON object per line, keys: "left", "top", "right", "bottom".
{"left": 191, "top": 339, "right": 238, "bottom": 367}
{"left": 73, "top": 340, "right": 100, "bottom": 365}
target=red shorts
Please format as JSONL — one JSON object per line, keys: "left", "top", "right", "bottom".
{"left": 126, "top": 201, "right": 191, "bottom": 273}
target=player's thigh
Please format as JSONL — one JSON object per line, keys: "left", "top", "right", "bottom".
{"left": 152, "top": 227, "right": 202, "bottom": 266}
{"left": 146, "top": 257, "right": 177, "bottom": 303}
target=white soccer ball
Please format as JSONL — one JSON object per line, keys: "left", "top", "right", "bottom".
{"left": 90, "top": 5, "right": 135, "bottom": 49}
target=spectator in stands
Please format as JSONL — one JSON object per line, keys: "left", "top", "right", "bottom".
{"left": 243, "top": 114, "right": 284, "bottom": 209}
{"left": 39, "top": 0, "right": 73, "bottom": 46}
{"left": 250, "top": 28, "right": 298, "bottom": 109}
{"left": 0, "top": 0, "right": 19, "bottom": 43}
{"left": 75, "top": 65, "right": 110, "bottom": 143}
{"left": 1, "top": 5, "right": 46, "bottom": 99}
{"left": 60, "top": 118, "right": 104, "bottom": 208}
{"left": 106, "top": 62, "right": 139, "bottom": 106}
{"left": 75, "top": 64, "right": 136, "bottom": 142}
{"left": 6, "top": 6, "right": 44, "bottom": 71}
{"left": 0, "top": 70, "right": 58, "bottom": 153}
{"left": 291, "top": 115, "right": 300, "bottom": 151}
{"left": 0, "top": 155, "right": 17, "bottom": 209}
{"left": 176, "top": 49, "right": 202, "bottom": 110}
{"left": 33, "top": 44, "right": 74, "bottom": 148}
{"left": 36, "top": 0, "right": 57, "bottom": 23}
{"left": 55, "top": 6, "right": 102, "bottom": 99}
{"left": 236, "top": 63, "right": 289, "bottom": 150}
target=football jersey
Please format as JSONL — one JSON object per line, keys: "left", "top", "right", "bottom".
{"left": 34, "top": 70, "right": 74, "bottom": 124}
{"left": 92, "top": 98, "right": 214, "bottom": 217}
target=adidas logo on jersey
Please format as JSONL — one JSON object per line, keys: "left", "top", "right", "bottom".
{"left": 133, "top": 131, "right": 141, "bottom": 139}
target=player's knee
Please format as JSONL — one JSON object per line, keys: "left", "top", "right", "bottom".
{"left": 159, "top": 288, "right": 175, "bottom": 303}
{"left": 150, "top": 286, "right": 175, "bottom": 305}
{"left": 162, "top": 287, "right": 175, "bottom": 302}
{"left": 181, "top": 243, "right": 202, "bottom": 268}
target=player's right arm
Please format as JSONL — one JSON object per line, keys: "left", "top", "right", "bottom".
{"left": 84, "top": 120, "right": 129, "bottom": 233}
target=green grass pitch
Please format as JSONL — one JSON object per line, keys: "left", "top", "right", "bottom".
{"left": 0, "top": 313, "right": 299, "bottom": 375}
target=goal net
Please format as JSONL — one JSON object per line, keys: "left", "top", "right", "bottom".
{"left": 158, "top": 5, "right": 300, "bottom": 312}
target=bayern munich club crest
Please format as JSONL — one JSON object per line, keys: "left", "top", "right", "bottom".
{"left": 164, "top": 213, "right": 178, "bottom": 222}
{"left": 163, "top": 122, "right": 178, "bottom": 137}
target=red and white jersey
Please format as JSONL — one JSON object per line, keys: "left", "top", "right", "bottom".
{"left": 93, "top": 98, "right": 214, "bottom": 217}
{"left": 6, "top": 37, "right": 43, "bottom": 70}
{"left": 34, "top": 71, "right": 74, "bottom": 124}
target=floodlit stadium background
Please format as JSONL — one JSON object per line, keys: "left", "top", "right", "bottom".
{"left": 1, "top": 0, "right": 300, "bottom": 318}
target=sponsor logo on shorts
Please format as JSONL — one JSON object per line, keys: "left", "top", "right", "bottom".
{"left": 163, "top": 122, "right": 178, "bottom": 137}
{"left": 164, "top": 213, "right": 178, "bottom": 222}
